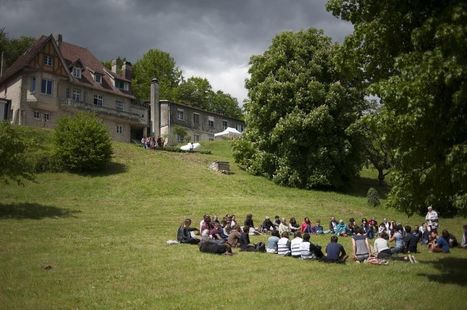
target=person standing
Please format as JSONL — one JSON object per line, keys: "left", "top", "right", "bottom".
{"left": 425, "top": 206, "right": 439, "bottom": 230}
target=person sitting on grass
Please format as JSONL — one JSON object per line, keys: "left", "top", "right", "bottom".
{"left": 448, "top": 231, "right": 458, "bottom": 248}
{"left": 389, "top": 224, "right": 405, "bottom": 254}
{"left": 429, "top": 230, "right": 450, "bottom": 253}
{"left": 322, "top": 236, "right": 348, "bottom": 263}
{"left": 315, "top": 219, "right": 324, "bottom": 234}
{"left": 277, "top": 232, "right": 291, "bottom": 256}
{"left": 273, "top": 215, "right": 281, "bottom": 230}
{"left": 226, "top": 225, "right": 242, "bottom": 248}
{"left": 279, "top": 218, "right": 291, "bottom": 235}
{"left": 266, "top": 230, "right": 280, "bottom": 253}
{"left": 176, "top": 219, "right": 200, "bottom": 244}
{"left": 462, "top": 225, "right": 467, "bottom": 248}
{"left": 289, "top": 217, "right": 300, "bottom": 233}
{"left": 240, "top": 226, "right": 256, "bottom": 251}
{"left": 210, "top": 222, "right": 228, "bottom": 240}
{"left": 261, "top": 216, "right": 275, "bottom": 232}
{"left": 403, "top": 225, "right": 419, "bottom": 254}
{"left": 329, "top": 216, "right": 338, "bottom": 234}
{"left": 290, "top": 231, "right": 303, "bottom": 258}
{"left": 352, "top": 227, "right": 370, "bottom": 263}
{"left": 335, "top": 220, "right": 348, "bottom": 237}
{"left": 300, "top": 233, "right": 324, "bottom": 260}
{"left": 374, "top": 232, "right": 392, "bottom": 259}
{"left": 199, "top": 239, "right": 232, "bottom": 255}
{"left": 300, "top": 217, "right": 313, "bottom": 234}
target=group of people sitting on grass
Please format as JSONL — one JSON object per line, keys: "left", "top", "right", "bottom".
{"left": 141, "top": 136, "right": 165, "bottom": 149}
{"left": 175, "top": 212, "right": 467, "bottom": 264}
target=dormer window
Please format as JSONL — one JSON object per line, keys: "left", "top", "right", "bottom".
{"left": 43, "top": 55, "right": 53, "bottom": 66}
{"left": 95, "top": 73, "right": 102, "bottom": 84}
{"left": 72, "top": 67, "right": 82, "bottom": 79}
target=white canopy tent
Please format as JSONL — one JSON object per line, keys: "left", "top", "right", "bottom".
{"left": 214, "top": 127, "right": 242, "bottom": 139}
{"left": 180, "top": 142, "right": 201, "bottom": 151}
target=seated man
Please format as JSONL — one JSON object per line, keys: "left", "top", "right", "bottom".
{"left": 176, "top": 219, "right": 200, "bottom": 244}
{"left": 322, "top": 236, "right": 348, "bottom": 263}
{"left": 240, "top": 225, "right": 256, "bottom": 251}
{"left": 429, "top": 230, "right": 450, "bottom": 253}
{"left": 226, "top": 225, "right": 241, "bottom": 248}
{"left": 300, "top": 233, "right": 323, "bottom": 260}
{"left": 266, "top": 230, "right": 280, "bottom": 253}
{"left": 290, "top": 231, "right": 303, "bottom": 258}
{"left": 277, "top": 232, "right": 291, "bottom": 256}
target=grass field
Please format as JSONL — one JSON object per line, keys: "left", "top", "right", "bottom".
{"left": 1, "top": 128, "right": 466, "bottom": 309}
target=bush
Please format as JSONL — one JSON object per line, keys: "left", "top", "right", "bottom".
{"left": 54, "top": 113, "right": 112, "bottom": 171}
{"left": 0, "top": 122, "right": 34, "bottom": 183}
{"left": 367, "top": 187, "right": 380, "bottom": 207}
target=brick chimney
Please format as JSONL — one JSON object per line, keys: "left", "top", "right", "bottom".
{"left": 122, "top": 61, "right": 132, "bottom": 80}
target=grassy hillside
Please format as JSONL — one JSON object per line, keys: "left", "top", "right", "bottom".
{"left": 1, "top": 129, "right": 466, "bottom": 309}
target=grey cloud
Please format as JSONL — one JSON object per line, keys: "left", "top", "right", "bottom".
{"left": 0, "top": 0, "right": 352, "bottom": 102}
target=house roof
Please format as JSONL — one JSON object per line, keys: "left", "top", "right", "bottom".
{"left": 0, "top": 34, "right": 134, "bottom": 99}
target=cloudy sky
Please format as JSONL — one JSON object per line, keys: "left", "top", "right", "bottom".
{"left": 0, "top": 0, "right": 352, "bottom": 104}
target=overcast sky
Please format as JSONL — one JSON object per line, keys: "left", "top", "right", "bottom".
{"left": 0, "top": 0, "right": 352, "bottom": 104}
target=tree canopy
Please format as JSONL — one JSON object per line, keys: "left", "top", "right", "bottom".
{"left": 327, "top": 0, "right": 467, "bottom": 215}
{"left": 0, "top": 29, "right": 35, "bottom": 72}
{"left": 233, "top": 28, "right": 364, "bottom": 189}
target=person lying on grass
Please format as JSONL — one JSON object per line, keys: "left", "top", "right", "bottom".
{"left": 322, "top": 236, "right": 348, "bottom": 263}
{"left": 199, "top": 239, "right": 232, "bottom": 255}
{"left": 177, "top": 219, "right": 200, "bottom": 244}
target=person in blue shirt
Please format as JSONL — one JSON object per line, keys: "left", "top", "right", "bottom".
{"left": 429, "top": 230, "right": 450, "bottom": 253}
{"left": 322, "top": 236, "right": 348, "bottom": 263}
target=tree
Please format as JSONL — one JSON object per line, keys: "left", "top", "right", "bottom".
{"left": 327, "top": 1, "right": 467, "bottom": 215}
{"left": 233, "top": 28, "right": 364, "bottom": 189}
{"left": 132, "top": 49, "right": 182, "bottom": 101}
{"left": 209, "top": 90, "right": 242, "bottom": 120}
{"left": 102, "top": 56, "right": 126, "bottom": 75}
{"left": 0, "top": 29, "right": 35, "bottom": 71}
{"left": 54, "top": 113, "right": 112, "bottom": 171}
{"left": 0, "top": 122, "right": 34, "bottom": 184}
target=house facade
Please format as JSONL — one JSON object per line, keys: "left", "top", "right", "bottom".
{"left": 0, "top": 34, "right": 148, "bottom": 142}
{"left": 158, "top": 100, "right": 245, "bottom": 145}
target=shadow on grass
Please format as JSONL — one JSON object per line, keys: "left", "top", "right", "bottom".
{"left": 339, "top": 176, "right": 390, "bottom": 199}
{"left": 75, "top": 162, "right": 127, "bottom": 177}
{"left": 417, "top": 257, "right": 467, "bottom": 287}
{"left": 0, "top": 203, "right": 81, "bottom": 220}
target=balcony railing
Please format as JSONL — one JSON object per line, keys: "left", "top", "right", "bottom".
{"left": 60, "top": 98, "right": 147, "bottom": 125}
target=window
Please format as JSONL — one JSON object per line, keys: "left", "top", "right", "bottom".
{"left": 116, "top": 100, "right": 124, "bottom": 111}
{"left": 72, "top": 67, "right": 82, "bottom": 79}
{"left": 94, "top": 95, "right": 104, "bottom": 106}
{"left": 222, "top": 120, "right": 228, "bottom": 130}
{"left": 236, "top": 123, "right": 244, "bottom": 132}
{"left": 33, "top": 111, "right": 41, "bottom": 119}
{"left": 177, "top": 108, "right": 184, "bottom": 121}
{"left": 116, "top": 125, "right": 123, "bottom": 134}
{"left": 193, "top": 113, "right": 200, "bottom": 125}
{"left": 43, "top": 113, "right": 50, "bottom": 121}
{"left": 72, "top": 89, "right": 81, "bottom": 102}
{"left": 123, "top": 82, "right": 129, "bottom": 91}
{"left": 95, "top": 73, "right": 102, "bottom": 84}
{"left": 30, "top": 76, "right": 36, "bottom": 93}
{"left": 40, "top": 79, "right": 53, "bottom": 95}
{"left": 115, "top": 80, "right": 124, "bottom": 89}
{"left": 208, "top": 116, "right": 214, "bottom": 128}
{"left": 43, "top": 55, "right": 53, "bottom": 66}
{"left": 193, "top": 134, "right": 200, "bottom": 142}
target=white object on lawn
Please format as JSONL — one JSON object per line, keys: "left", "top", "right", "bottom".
{"left": 214, "top": 127, "right": 242, "bottom": 138}
{"left": 180, "top": 142, "right": 201, "bottom": 151}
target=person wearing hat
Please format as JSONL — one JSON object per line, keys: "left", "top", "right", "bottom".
{"left": 425, "top": 206, "right": 439, "bottom": 230}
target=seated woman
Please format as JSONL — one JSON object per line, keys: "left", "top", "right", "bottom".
{"left": 300, "top": 217, "right": 312, "bottom": 234}
{"left": 277, "top": 232, "right": 291, "bottom": 256}
{"left": 289, "top": 217, "right": 300, "bottom": 233}
{"left": 429, "top": 230, "right": 450, "bottom": 253}
{"left": 334, "top": 220, "right": 348, "bottom": 237}
{"left": 389, "top": 224, "right": 405, "bottom": 254}
{"left": 266, "top": 230, "right": 280, "bottom": 253}
{"left": 279, "top": 218, "right": 291, "bottom": 235}
{"left": 261, "top": 216, "right": 275, "bottom": 232}
{"left": 177, "top": 219, "right": 200, "bottom": 244}
{"left": 329, "top": 216, "right": 338, "bottom": 234}
{"left": 374, "top": 232, "right": 392, "bottom": 259}
{"left": 240, "top": 226, "right": 256, "bottom": 251}
{"left": 210, "top": 222, "right": 228, "bottom": 240}
{"left": 352, "top": 227, "right": 370, "bottom": 262}
{"left": 244, "top": 214, "right": 260, "bottom": 235}
{"left": 315, "top": 220, "right": 324, "bottom": 234}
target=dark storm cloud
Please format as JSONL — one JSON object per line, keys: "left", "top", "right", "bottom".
{"left": 0, "top": 0, "right": 352, "bottom": 102}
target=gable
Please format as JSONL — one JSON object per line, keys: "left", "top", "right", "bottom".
{"left": 29, "top": 40, "right": 68, "bottom": 77}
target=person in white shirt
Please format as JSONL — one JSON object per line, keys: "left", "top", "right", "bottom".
{"left": 277, "top": 232, "right": 291, "bottom": 256}
{"left": 290, "top": 231, "right": 303, "bottom": 257}
{"left": 374, "top": 232, "right": 392, "bottom": 259}
{"left": 425, "top": 206, "right": 439, "bottom": 229}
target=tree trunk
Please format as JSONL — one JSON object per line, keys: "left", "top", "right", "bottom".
{"left": 377, "top": 168, "right": 385, "bottom": 186}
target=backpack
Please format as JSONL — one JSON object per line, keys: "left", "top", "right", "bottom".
{"left": 255, "top": 242, "right": 266, "bottom": 253}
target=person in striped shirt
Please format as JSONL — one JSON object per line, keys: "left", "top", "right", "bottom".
{"left": 290, "top": 231, "right": 303, "bottom": 258}
{"left": 277, "top": 232, "right": 291, "bottom": 256}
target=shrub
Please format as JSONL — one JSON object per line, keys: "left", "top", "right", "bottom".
{"left": 0, "top": 121, "right": 34, "bottom": 183}
{"left": 367, "top": 187, "right": 380, "bottom": 207}
{"left": 54, "top": 113, "right": 112, "bottom": 171}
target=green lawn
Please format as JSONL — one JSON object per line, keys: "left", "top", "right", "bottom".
{"left": 1, "top": 132, "right": 466, "bottom": 309}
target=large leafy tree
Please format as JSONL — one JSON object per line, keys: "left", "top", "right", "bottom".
{"left": 132, "top": 49, "right": 182, "bottom": 101}
{"left": 327, "top": 0, "right": 467, "bottom": 215}
{"left": 233, "top": 28, "right": 364, "bottom": 189}
{"left": 0, "top": 29, "right": 35, "bottom": 71}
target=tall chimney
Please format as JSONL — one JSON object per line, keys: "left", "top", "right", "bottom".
{"left": 111, "top": 59, "right": 117, "bottom": 74}
{"left": 58, "top": 34, "right": 62, "bottom": 46}
{"left": 122, "top": 61, "right": 132, "bottom": 80}
{"left": 150, "top": 78, "right": 160, "bottom": 136}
